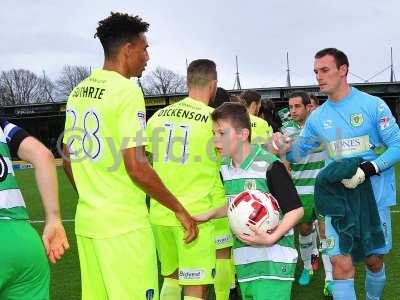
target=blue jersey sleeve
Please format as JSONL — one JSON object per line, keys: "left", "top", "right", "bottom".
{"left": 287, "top": 117, "right": 321, "bottom": 163}
{"left": 372, "top": 99, "right": 400, "bottom": 171}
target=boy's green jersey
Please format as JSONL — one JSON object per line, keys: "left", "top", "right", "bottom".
{"left": 220, "top": 145, "right": 298, "bottom": 282}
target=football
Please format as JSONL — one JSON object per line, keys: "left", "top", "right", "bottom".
{"left": 227, "top": 190, "right": 280, "bottom": 236}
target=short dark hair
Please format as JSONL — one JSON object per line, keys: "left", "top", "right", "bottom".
{"left": 240, "top": 90, "right": 261, "bottom": 108}
{"left": 288, "top": 90, "right": 311, "bottom": 106}
{"left": 210, "top": 87, "right": 230, "bottom": 108}
{"left": 315, "top": 48, "right": 349, "bottom": 71}
{"left": 187, "top": 59, "right": 217, "bottom": 88}
{"left": 95, "top": 12, "right": 149, "bottom": 58}
{"left": 211, "top": 102, "right": 251, "bottom": 141}
{"left": 309, "top": 94, "right": 319, "bottom": 105}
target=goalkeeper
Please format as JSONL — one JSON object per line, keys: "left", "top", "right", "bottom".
{"left": 273, "top": 48, "right": 400, "bottom": 300}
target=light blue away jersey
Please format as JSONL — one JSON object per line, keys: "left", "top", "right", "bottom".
{"left": 288, "top": 87, "right": 400, "bottom": 207}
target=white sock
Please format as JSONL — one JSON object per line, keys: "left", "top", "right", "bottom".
{"left": 299, "top": 232, "right": 313, "bottom": 270}
{"left": 322, "top": 254, "right": 333, "bottom": 281}
{"left": 311, "top": 225, "right": 318, "bottom": 251}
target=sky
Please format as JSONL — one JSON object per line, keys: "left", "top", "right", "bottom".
{"left": 1, "top": 0, "right": 400, "bottom": 90}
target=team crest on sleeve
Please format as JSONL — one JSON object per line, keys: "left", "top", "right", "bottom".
{"left": 137, "top": 112, "right": 146, "bottom": 129}
{"left": 350, "top": 113, "right": 364, "bottom": 127}
{"left": 379, "top": 116, "right": 390, "bottom": 130}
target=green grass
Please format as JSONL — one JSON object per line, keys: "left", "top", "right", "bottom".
{"left": 17, "top": 166, "right": 400, "bottom": 299}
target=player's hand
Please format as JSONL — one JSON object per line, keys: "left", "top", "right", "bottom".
{"left": 175, "top": 210, "right": 199, "bottom": 244}
{"left": 237, "top": 224, "right": 278, "bottom": 246}
{"left": 341, "top": 167, "right": 365, "bottom": 189}
{"left": 193, "top": 209, "right": 216, "bottom": 223}
{"left": 341, "top": 161, "right": 378, "bottom": 189}
{"left": 272, "top": 132, "right": 291, "bottom": 155}
{"left": 42, "top": 219, "right": 70, "bottom": 264}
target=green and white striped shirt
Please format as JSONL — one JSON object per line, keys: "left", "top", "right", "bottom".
{"left": 221, "top": 144, "right": 301, "bottom": 282}
{"left": 0, "top": 119, "right": 29, "bottom": 220}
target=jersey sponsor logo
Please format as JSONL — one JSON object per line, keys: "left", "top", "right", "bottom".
{"left": 323, "top": 119, "right": 333, "bottom": 129}
{"left": 379, "top": 116, "right": 390, "bottom": 130}
{"left": 350, "top": 113, "right": 364, "bottom": 127}
{"left": 137, "top": 111, "right": 146, "bottom": 129}
{"left": 179, "top": 269, "right": 205, "bottom": 280}
{"left": 327, "top": 135, "right": 369, "bottom": 157}
{"left": 215, "top": 234, "right": 233, "bottom": 246}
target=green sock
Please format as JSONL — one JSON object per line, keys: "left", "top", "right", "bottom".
{"left": 160, "top": 278, "right": 181, "bottom": 300}
{"left": 214, "top": 258, "right": 233, "bottom": 300}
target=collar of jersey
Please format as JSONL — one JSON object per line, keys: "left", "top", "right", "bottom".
{"left": 229, "top": 144, "right": 262, "bottom": 170}
{"left": 327, "top": 87, "right": 356, "bottom": 107}
{"left": 94, "top": 68, "right": 125, "bottom": 79}
{"left": 185, "top": 96, "right": 208, "bottom": 108}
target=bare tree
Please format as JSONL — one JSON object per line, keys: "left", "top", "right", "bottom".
{"left": 141, "top": 67, "right": 186, "bottom": 96}
{"left": 56, "top": 65, "right": 90, "bottom": 100}
{"left": 0, "top": 69, "right": 55, "bottom": 105}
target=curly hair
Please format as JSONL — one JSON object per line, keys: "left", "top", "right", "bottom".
{"left": 95, "top": 12, "right": 149, "bottom": 58}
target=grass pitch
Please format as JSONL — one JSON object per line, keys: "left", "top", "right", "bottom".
{"left": 17, "top": 166, "right": 400, "bottom": 299}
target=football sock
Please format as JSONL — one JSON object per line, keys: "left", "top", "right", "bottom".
{"left": 160, "top": 278, "right": 181, "bottom": 300}
{"left": 214, "top": 259, "right": 232, "bottom": 300}
{"left": 332, "top": 279, "right": 356, "bottom": 300}
{"left": 365, "top": 264, "right": 386, "bottom": 300}
{"left": 322, "top": 254, "right": 333, "bottom": 281}
{"left": 299, "top": 232, "right": 313, "bottom": 270}
{"left": 311, "top": 226, "right": 318, "bottom": 254}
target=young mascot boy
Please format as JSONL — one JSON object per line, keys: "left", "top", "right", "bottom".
{"left": 196, "top": 102, "right": 303, "bottom": 300}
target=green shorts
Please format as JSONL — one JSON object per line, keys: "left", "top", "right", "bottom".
{"left": 152, "top": 222, "right": 216, "bottom": 285}
{"left": 77, "top": 227, "right": 159, "bottom": 300}
{"left": 213, "top": 217, "right": 233, "bottom": 250}
{"left": 0, "top": 220, "right": 50, "bottom": 300}
{"left": 239, "top": 279, "right": 292, "bottom": 300}
{"left": 299, "top": 194, "right": 316, "bottom": 224}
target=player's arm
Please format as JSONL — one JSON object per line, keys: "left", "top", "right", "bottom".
{"left": 273, "top": 118, "right": 321, "bottom": 163}
{"left": 342, "top": 100, "right": 400, "bottom": 188}
{"left": 238, "top": 160, "right": 303, "bottom": 246}
{"left": 372, "top": 99, "right": 400, "bottom": 171}
{"left": 193, "top": 204, "right": 228, "bottom": 222}
{"left": 5, "top": 121, "right": 70, "bottom": 263}
{"left": 123, "top": 146, "right": 198, "bottom": 243}
{"left": 61, "top": 144, "right": 77, "bottom": 193}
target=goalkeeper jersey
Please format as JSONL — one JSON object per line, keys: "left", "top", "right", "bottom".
{"left": 289, "top": 87, "right": 400, "bottom": 208}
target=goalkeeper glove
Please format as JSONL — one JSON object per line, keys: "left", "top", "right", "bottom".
{"left": 341, "top": 161, "right": 378, "bottom": 189}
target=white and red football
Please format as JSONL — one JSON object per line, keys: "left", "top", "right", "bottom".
{"left": 227, "top": 190, "right": 280, "bottom": 236}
